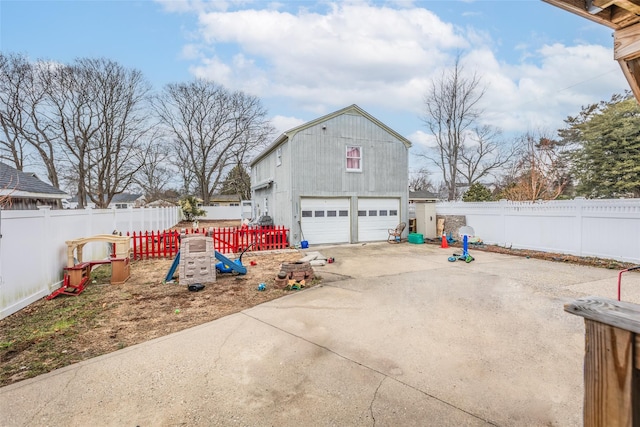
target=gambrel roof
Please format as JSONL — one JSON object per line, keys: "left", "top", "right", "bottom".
{"left": 251, "top": 104, "right": 412, "bottom": 167}
{"left": 0, "top": 163, "right": 68, "bottom": 199}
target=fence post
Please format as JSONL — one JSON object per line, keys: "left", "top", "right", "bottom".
{"left": 575, "top": 197, "right": 585, "bottom": 257}
{"left": 128, "top": 206, "right": 134, "bottom": 235}
{"left": 565, "top": 297, "right": 640, "bottom": 426}
{"left": 37, "top": 206, "right": 53, "bottom": 289}
{"left": 499, "top": 199, "right": 507, "bottom": 247}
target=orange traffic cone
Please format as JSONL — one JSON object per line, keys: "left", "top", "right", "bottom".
{"left": 441, "top": 233, "right": 449, "bottom": 249}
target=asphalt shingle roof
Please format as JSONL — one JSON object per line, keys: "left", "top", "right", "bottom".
{"left": 409, "top": 190, "right": 438, "bottom": 200}
{"left": 0, "top": 163, "right": 67, "bottom": 196}
{"left": 69, "top": 193, "right": 143, "bottom": 203}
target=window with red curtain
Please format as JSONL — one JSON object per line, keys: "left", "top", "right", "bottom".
{"left": 346, "top": 146, "right": 361, "bottom": 171}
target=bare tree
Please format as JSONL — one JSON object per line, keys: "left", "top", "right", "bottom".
{"left": 154, "top": 80, "right": 274, "bottom": 205}
{"left": 457, "top": 125, "right": 517, "bottom": 186}
{"left": 498, "top": 131, "right": 572, "bottom": 201}
{"left": 420, "top": 56, "right": 485, "bottom": 200}
{"left": 133, "top": 133, "right": 177, "bottom": 202}
{"left": 79, "top": 59, "right": 151, "bottom": 208}
{"left": 0, "top": 53, "right": 63, "bottom": 190}
{"left": 0, "top": 53, "right": 31, "bottom": 170}
{"left": 408, "top": 167, "right": 434, "bottom": 192}
{"left": 37, "top": 58, "right": 151, "bottom": 208}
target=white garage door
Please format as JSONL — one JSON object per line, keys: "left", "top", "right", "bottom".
{"left": 357, "top": 198, "right": 400, "bottom": 242}
{"left": 300, "top": 198, "right": 350, "bottom": 245}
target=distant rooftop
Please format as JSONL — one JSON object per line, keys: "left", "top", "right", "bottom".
{"left": 0, "top": 163, "right": 67, "bottom": 198}
{"left": 409, "top": 190, "right": 438, "bottom": 200}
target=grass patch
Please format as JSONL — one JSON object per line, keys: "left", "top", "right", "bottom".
{"left": 0, "top": 285, "right": 105, "bottom": 386}
{"left": 91, "top": 265, "right": 112, "bottom": 284}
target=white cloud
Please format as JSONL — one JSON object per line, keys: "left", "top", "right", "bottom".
{"left": 475, "top": 43, "right": 627, "bottom": 135}
{"left": 407, "top": 129, "right": 434, "bottom": 150}
{"left": 164, "top": 2, "right": 629, "bottom": 140}
{"left": 192, "top": 4, "right": 465, "bottom": 108}
{"left": 270, "top": 115, "right": 306, "bottom": 136}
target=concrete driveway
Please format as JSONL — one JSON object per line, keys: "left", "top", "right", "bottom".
{"left": 2, "top": 242, "right": 640, "bottom": 426}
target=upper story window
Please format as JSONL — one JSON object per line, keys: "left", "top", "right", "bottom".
{"left": 346, "top": 146, "right": 362, "bottom": 172}
{"left": 276, "top": 147, "right": 282, "bottom": 167}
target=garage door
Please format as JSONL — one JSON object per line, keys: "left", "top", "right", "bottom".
{"left": 300, "top": 198, "right": 350, "bottom": 245}
{"left": 357, "top": 198, "right": 400, "bottom": 242}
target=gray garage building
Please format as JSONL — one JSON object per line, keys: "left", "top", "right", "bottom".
{"left": 249, "top": 104, "right": 411, "bottom": 245}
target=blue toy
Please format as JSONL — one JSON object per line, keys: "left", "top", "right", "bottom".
{"left": 215, "top": 242, "right": 255, "bottom": 275}
{"left": 215, "top": 252, "right": 247, "bottom": 274}
{"left": 448, "top": 232, "right": 475, "bottom": 263}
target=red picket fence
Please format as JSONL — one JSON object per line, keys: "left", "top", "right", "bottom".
{"left": 127, "top": 226, "right": 289, "bottom": 259}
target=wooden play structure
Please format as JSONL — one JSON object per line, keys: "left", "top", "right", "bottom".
{"left": 47, "top": 234, "right": 131, "bottom": 300}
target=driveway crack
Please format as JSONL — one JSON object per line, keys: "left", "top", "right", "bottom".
{"left": 370, "top": 376, "right": 385, "bottom": 426}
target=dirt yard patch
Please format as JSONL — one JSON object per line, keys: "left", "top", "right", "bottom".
{"left": 0, "top": 220, "right": 309, "bottom": 387}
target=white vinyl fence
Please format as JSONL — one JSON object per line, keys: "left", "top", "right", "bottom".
{"left": 0, "top": 206, "right": 180, "bottom": 319}
{"left": 200, "top": 201, "right": 253, "bottom": 221}
{"left": 436, "top": 198, "right": 640, "bottom": 264}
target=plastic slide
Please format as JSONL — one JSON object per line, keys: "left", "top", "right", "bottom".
{"left": 214, "top": 251, "right": 247, "bottom": 275}
{"left": 164, "top": 251, "right": 181, "bottom": 283}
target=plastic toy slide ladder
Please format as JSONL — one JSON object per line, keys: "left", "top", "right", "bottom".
{"left": 164, "top": 251, "right": 181, "bottom": 283}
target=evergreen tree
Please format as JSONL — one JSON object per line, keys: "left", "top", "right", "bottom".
{"left": 219, "top": 163, "right": 251, "bottom": 200}
{"left": 563, "top": 94, "right": 640, "bottom": 198}
{"left": 462, "top": 182, "right": 492, "bottom": 201}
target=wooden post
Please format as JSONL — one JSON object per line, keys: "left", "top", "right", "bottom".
{"left": 565, "top": 297, "right": 640, "bottom": 426}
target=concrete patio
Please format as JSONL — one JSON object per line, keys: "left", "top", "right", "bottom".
{"left": 2, "top": 241, "right": 639, "bottom": 426}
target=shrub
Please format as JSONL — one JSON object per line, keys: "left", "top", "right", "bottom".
{"left": 178, "top": 196, "right": 206, "bottom": 221}
{"left": 462, "top": 183, "right": 493, "bottom": 202}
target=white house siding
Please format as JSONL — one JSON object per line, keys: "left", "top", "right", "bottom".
{"left": 251, "top": 106, "right": 409, "bottom": 245}
{"left": 290, "top": 112, "right": 408, "bottom": 244}
{"left": 251, "top": 140, "right": 291, "bottom": 228}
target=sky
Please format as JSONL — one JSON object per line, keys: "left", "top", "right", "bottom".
{"left": 0, "top": 0, "right": 631, "bottom": 176}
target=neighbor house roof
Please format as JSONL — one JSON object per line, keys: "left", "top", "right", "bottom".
{"left": 70, "top": 193, "right": 144, "bottom": 203}
{"left": 250, "top": 104, "right": 412, "bottom": 167}
{"left": 210, "top": 194, "right": 241, "bottom": 202}
{"left": 409, "top": 191, "right": 438, "bottom": 200}
{"left": 0, "top": 163, "right": 68, "bottom": 199}
{"left": 111, "top": 193, "right": 144, "bottom": 203}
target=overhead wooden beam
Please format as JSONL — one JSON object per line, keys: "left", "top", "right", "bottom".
{"left": 593, "top": 0, "right": 640, "bottom": 14}
{"left": 542, "top": 0, "right": 617, "bottom": 28}
{"left": 611, "top": 5, "right": 640, "bottom": 27}
{"left": 615, "top": 23, "right": 640, "bottom": 101}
